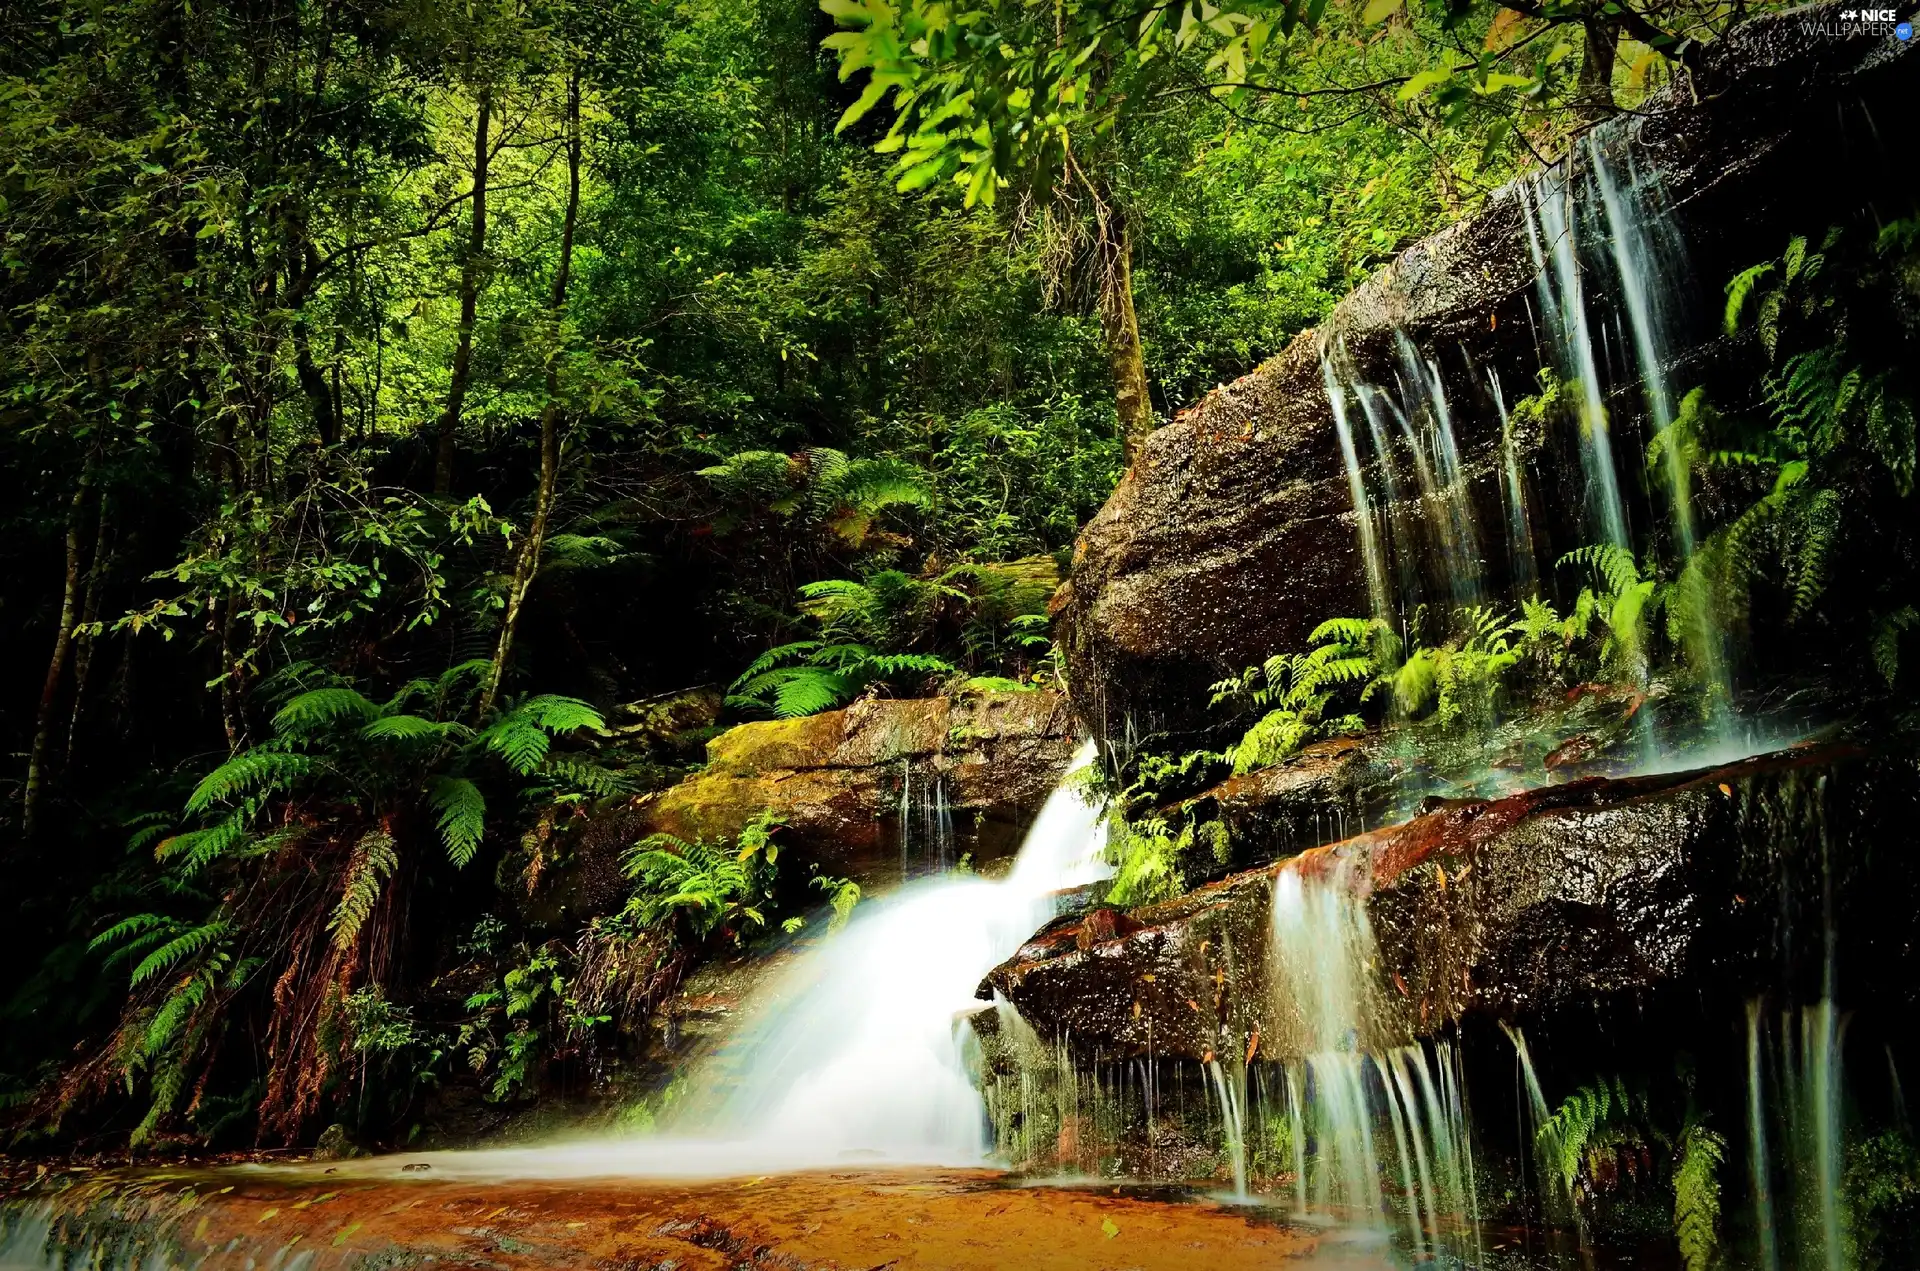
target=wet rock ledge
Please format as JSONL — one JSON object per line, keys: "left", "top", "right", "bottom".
{"left": 1056, "top": 9, "right": 1920, "bottom": 742}
{"left": 562, "top": 690, "right": 1077, "bottom": 904}
{"left": 982, "top": 742, "right": 1920, "bottom": 1063}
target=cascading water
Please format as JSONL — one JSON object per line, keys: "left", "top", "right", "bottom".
{"left": 346, "top": 743, "right": 1109, "bottom": 1181}
{"left": 1267, "top": 857, "right": 1483, "bottom": 1260}
{"left": 1319, "top": 332, "right": 1486, "bottom": 615}
{"left": 1522, "top": 165, "right": 1633, "bottom": 554}
{"left": 1746, "top": 1000, "right": 1850, "bottom": 1271}
{"left": 670, "top": 739, "right": 1109, "bottom": 1164}
{"left": 1321, "top": 345, "right": 1393, "bottom": 622}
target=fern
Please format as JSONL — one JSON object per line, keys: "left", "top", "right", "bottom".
{"left": 1872, "top": 607, "right": 1918, "bottom": 686}
{"left": 428, "top": 776, "right": 487, "bottom": 865}
{"left": 478, "top": 695, "right": 602, "bottom": 773}
{"left": 1674, "top": 1119, "right": 1726, "bottom": 1271}
{"left": 184, "top": 749, "right": 312, "bottom": 814}
{"left": 1537, "top": 1076, "right": 1647, "bottom": 1204}
{"left": 156, "top": 809, "right": 255, "bottom": 875}
{"left": 330, "top": 830, "right": 398, "bottom": 951}
{"left": 273, "top": 686, "right": 379, "bottom": 735}
{"left": 812, "top": 874, "right": 862, "bottom": 932}
{"left": 540, "top": 757, "right": 634, "bottom": 797}
{"left": 1723, "top": 260, "right": 1776, "bottom": 335}
{"left": 128, "top": 921, "right": 229, "bottom": 987}
{"left": 362, "top": 713, "right": 470, "bottom": 744}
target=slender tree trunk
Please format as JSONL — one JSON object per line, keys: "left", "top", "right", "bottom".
{"left": 293, "top": 321, "right": 337, "bottom": 446}
{"left": 480, "top": 70, "right": 581, "bottom": 719}
{"left": 64, "top": 492, "right": 114, "bottom": 765}
{"left": 436, "top": 83, "right": 494, "bottom": 495}
{"left": 24, "top": 463, "right": 95, "bottom": 837}
{"left": 1578, "top": 14, "right": 1621, "bottom": 121}
{"left": 1099, "top": 219, "right": 1154, "bottom": 468}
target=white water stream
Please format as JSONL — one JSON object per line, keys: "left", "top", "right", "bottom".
{"left": 321, "top": 742, "right": 1109, "bottom": 1182}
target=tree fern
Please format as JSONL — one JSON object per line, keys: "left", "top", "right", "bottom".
{"left": 330, "top": 830, "right": 398, "bottom": 951}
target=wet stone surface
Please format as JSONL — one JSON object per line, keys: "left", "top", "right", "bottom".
{"left": 0, "top": 1165, "right": 1387, "bottom": 1271}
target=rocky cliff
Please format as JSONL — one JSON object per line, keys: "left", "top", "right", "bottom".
{"left": 1056, "top": 12, "right": 1920, "bottom": 744}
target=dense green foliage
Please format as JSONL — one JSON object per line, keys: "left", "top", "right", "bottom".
{"left": 0, "top": 0, "right": 1877, "bottom": 1210}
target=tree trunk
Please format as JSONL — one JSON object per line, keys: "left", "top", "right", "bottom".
{"left": 436, "top": 82, "right": 494, "bottom": 496}
{"left": 1099, "top": 219, "right": 1154, "bottom": 468}
{"left": 64, "top": 491, "right": 114, "bottom": 765}
{"left": 480, "top": 70, "right": 581, "bottom": 719}
{"left": 1578, "top": 14, "right": 1621, "bottom": 121}
{"left": 23, "top": 463, "right": 95, "bottom": 838}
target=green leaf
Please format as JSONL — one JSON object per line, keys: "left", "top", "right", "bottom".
{"left": 429, "top": 777, "right": 487, "bottom": 866}
{"left": 1398, "top": 67, "right": 1450, "bottom": 100}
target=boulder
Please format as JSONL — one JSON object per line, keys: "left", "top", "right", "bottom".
{"left": 981, "top": 742, "right": 1920, "bottom": 1063}
{"left": 557, "top": 691, "right": 1077, "bottom": 917}
{"left": 1056, "top": 12, "right": 1920, "bottom": 743}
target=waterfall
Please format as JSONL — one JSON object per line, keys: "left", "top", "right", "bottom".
{"left": 1320, "top": 349, "right": 1393, "bottom": 622}
{"left": 1589, "top": 136, "right": 1689, "bottom": 556}
{"left": 680, "top": 741, "right": 1107, "bottom": 1162}
{"left": 1522, "top": 167, "right": 1632, "bottom": 552}
{"left": 1320, "top": 333, "right": 1486, "bottom": 617}
{"left": 350, "top": 743, "right": 1109, "bottom": 1182}
{"left": 1488, "top": 369, "right": 1540, "bottom": 591}
{"left": 1745, "top": 999, "right": 1851, "bottom": 1271}
{"left": 1267, "top": 858, "right": 1482, "bottom": 1256}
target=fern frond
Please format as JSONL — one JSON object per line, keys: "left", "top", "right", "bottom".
{"left": 185, "top": 751, "right": 312, "bottom": 815}
{"left": 128, "top": 922, "right": 229, "bottom": 987}
{"left": 540, "top": 758, "right": 635, "bottom": 797}
{"left": 1674, "top": 1120, "right": 1726, "bottom": 1271}
{"left": 362, "top": 714, "right": 471, "bottom": 744}
{"left": 730, "top": 641, "right": 821, "bottom": 688}
{"left": 1786, "top": 487, "right": 1842, "bottom": 622}
{"left": 273, "top": 687, "right": 380, "bottom": 736}
{"left": 1559, "top": 544, "right": 1641, "bottom": 598}
{"left": 512, "top": 695, "right": 606, "bottom": 735}
{"left": 1871, "top": 606, "right": 1918, "bottom": 686}
{"left": 330, "top": 830, "right": 398, "bottom": 951}
{"left": 89, "top": 913, "right": 175, "bottom": 953}
{"left": 1723, "top": 261, "right": 1775, "bottom": 334}
{"left": 428, "top": 776, "right": 487, "bottom": 865}
{"left": 156, "top": 810, "right": 254, "bottom": 875}
{"left": 773, "top": 668, "right": 855, "bottom": 718}
{"left": 1308, "top": 616, "right": 1379, "bottom": 646}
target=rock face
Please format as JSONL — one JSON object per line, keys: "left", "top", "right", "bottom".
{"left": 1056, "top": 13, "right": 1920, "bottom": 743}
{"left": 982, "top": 743, "right": 1920, "bottom": 1063}
{"left": 566, "top": 691, "right": 1077, "bottom": 911}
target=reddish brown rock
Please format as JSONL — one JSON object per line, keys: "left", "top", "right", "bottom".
{"left": 982, "top": 742, "right": 1920, "bottom": 1062}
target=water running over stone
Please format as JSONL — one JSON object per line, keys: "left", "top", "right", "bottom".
{"left": 1268, "top": 854, "right": 1484, "bottom": 1261}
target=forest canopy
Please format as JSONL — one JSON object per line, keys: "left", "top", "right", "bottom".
{"left": 0, "top": 0, "right": 1791, "bottom": 1148}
